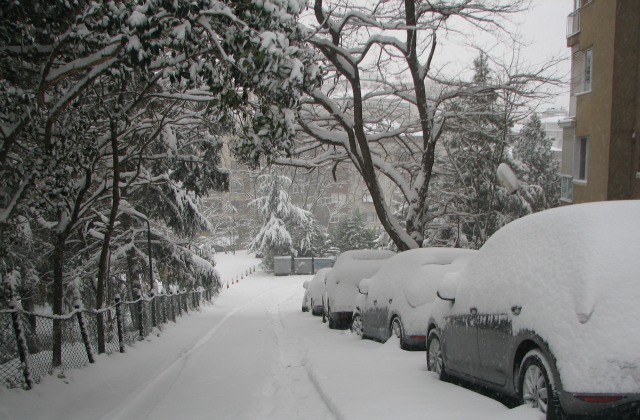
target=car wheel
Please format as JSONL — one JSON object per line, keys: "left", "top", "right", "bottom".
{"left": 322, "top": 297, "right": 327, "bottom": 323}
{"left": 327, "top": 302, "right": 336, "bottom": 329}
{"left": 390, "top": 317, "right": 406, "bottom": 349}
{"left": 427, "top": 330, "right": 446, "bottom": 380}
{"left": 351, "top": 314, "right": 364, "bottom": 338}
{"left": 519, "top": 349, "right": 559, "bottom": 416}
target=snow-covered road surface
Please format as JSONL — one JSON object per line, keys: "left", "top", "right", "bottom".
{"left": 0, "top": 252, "right": 543, "bottom": 420}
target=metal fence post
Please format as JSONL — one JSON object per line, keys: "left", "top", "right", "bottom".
{"left": 149, "top": 291, "right": 157, "bottom": 329}
{"left": 161, "top": 293, "right": 167, "bottom": 325}
{"left": 9, "top": 299, "right": 32, "bottom": 390}
{"left": 75, "top": 302, "right": 95, "bottom": 364}
{"left": 115, "top": 295, "right": 125, "bottom": 353}
{"left": 169, "top": 291, "right": 176, "bottom": 322}
{"left": 183, "top": 290, "right": 189, "bottom": 314}
{"left": 135, "top": 287, "right": 144, "bottom": 338}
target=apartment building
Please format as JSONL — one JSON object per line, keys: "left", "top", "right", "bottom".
{"left": 560, "top": 0, "right": 640, "bottom": 203}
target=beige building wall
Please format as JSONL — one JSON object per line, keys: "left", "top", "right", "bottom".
{"left": 562, "top": 0, "right": 640, "bottom": 204}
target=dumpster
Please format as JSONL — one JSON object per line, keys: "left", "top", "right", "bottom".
{"left": 294, "top": 258, "right": 313, "bottom": 274}
{"left": 273, "top": 256, "right": 292, "bottom": 276}
{"left": 313, "top": 258, "right": 334, "bottom": 271}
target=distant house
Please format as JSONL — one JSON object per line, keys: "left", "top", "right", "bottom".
{"left": 540, "top": 108, "right": 568, "bottom": 161}
{"left": 560, "top": 0, "right": 640, "bottom": 204}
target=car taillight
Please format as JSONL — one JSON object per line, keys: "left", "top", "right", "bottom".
{"left": 574, "top": 395, "right": 624, "bottom": 404}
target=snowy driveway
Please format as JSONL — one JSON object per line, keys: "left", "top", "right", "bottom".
{"left": 1, "top": 252, "right": 542, "bottom": 420}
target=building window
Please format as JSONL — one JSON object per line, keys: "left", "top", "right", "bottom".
{"left": 583, "top": 49, "right": 592, "bottom": 92}
{"left": 574, "top": 137, "right": 589, "bottom": 182}
{"left": 362, "top": 193, "right": 373, "bottom": 203}
{"left": 572, "top": 48, "right": 593, "bottom": 95}
{"left": 331, "top": 193, "right": 347, "bottom": 204}
{"left": 365, "top": 212, "right": 377, "bottom": 223}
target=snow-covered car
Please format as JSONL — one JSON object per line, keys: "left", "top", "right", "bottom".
{"left": 324, "top": 249, "right": 395, "bottom": 329}
{"left": 302, "top": 268, "right": 331, "bottom": 316}
{"left": 426, "top": 201, "right": 640, "bottom": 417}
{"left": 352, "top": 248, "right": 476, "bottom": 350}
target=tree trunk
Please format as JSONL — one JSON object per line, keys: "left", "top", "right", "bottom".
{"left": 52, "top": 234, "right": 66, "bottom": 368}
{"left": 95, "top": 118, "right": 121, "bottom": 354}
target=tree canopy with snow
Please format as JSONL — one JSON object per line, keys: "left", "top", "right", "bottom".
{"left": 0, "top": 0, "right": 318, "bottom": 363}
{"left": 424, "top": 56, "right": 560, "bottom": 249}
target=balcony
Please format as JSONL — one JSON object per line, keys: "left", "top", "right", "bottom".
{"left": 567, "top": 9, "right": 580, "bottom": 38}
{"left": 560, "top": 175, "right": 574, "bottom": 202}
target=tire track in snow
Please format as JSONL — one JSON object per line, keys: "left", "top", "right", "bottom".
{"left": 99, "top": 280, "right": 296, "bottom": 420}
{"left": 259, "top": 286, "right": 336, "bottom": 420}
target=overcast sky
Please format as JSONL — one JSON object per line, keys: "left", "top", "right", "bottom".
{"left": 513, "top": 0, "right": 574, "bottom": 110}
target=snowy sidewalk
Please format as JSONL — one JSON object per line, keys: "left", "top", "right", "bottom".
{"left": 1, "top": 252, "right": 543, "bottom": 420}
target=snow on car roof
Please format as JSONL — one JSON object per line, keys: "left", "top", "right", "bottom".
{"left": 328, "top": 249, "right": 395, "bottom": 284}
{"left": 334, "top": 249, "right": 396, "bottom": 262}
{"left": 368, "top": 248, "right": 476, "bottom": 308}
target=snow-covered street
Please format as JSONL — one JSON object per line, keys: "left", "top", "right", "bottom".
{"left": 1, "top": 252, "right": 543, "bottom": 420}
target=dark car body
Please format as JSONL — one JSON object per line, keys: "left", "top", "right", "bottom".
{"left": 427, "top": 201, "right": 640, "bottom": 417}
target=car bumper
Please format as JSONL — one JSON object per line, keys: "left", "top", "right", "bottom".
{"left": 329, "top": 311, "right": 353, "bottom": 329}
{"left": 402, "top": 334, "right": 427, "bottom": 350}
{"left": 559, "top": 391, "right": 640, "bottom": 418}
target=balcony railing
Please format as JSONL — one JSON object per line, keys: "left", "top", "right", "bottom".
{"left": 567, "top": 9, "right": 580, "bottom": 38}
{"left": 561, "top": 174, "right": 573, "bottom": 202}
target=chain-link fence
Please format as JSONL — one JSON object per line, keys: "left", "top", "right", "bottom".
{"left": 1, "top": 288, "right": 215, "bottom": 390}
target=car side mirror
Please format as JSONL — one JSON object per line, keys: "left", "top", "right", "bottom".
{"left": 303, "top": 281, "right": 310, "bottom": 289}
{"left": 358, "top": 278, "right": 371, "bottom": 295}
{"left": 436, "top": 275, "right": 457, "bottom": 302}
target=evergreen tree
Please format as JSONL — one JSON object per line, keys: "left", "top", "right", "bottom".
{"left": 331, "top": 209, "right": 378, "bottom": 252}
{"left": 512, "top": 113, "right": 561, "bottom": 211}
{"left": 430, "top": 53, "right": 529, "bottom": 248}
{"left": 249, "top": 171, "right": 313, "bottom": 270}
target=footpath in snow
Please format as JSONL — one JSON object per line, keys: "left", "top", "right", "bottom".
{"left": 0, "top": 251, "right": 543, "bottom": 420}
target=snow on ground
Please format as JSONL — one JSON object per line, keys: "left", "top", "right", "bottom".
{"left": 0, "top": 251, "right": 543, "bottom": 420}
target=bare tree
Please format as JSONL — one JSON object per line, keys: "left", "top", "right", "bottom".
{"left": 272, "top": 0, "right": 560, "bottom": 250}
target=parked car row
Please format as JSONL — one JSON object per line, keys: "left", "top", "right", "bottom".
{"left": 301, "top": 201, "right": 640, "bottom": 418}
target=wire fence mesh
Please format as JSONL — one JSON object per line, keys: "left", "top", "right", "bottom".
{"left": 1, "top": 288, "right": 215, "bottom": 390}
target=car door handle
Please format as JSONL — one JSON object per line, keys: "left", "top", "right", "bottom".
{"left": 470, "top": 307, "right": 478, "bottom": 315}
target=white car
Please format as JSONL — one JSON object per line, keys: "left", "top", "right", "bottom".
{"left": 352, "top": 248, "right": 475, "bottom": 350}
{"left": 302, "top": 268, "right": 331, "bottom": 316}
{"left": 427, "top": 201, "right": 640, "bottom": 417}
{"left": 323, "top": 249, "right": 395, "bottom": 329}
